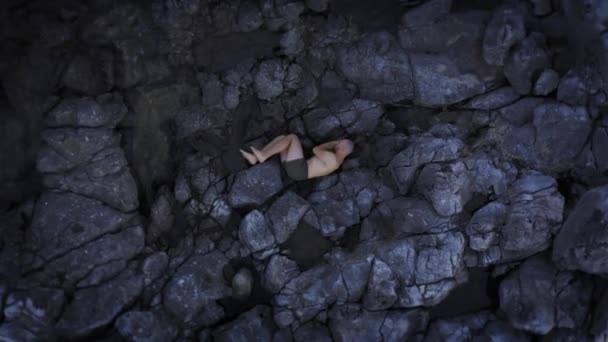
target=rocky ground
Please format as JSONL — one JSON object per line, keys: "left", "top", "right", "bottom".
{"left": 0, "top": 0, "right": 607, "bottom": 341}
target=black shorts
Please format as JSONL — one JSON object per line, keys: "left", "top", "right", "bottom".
{"left": 283, "top": 158, "right": 308, "bottom": 181}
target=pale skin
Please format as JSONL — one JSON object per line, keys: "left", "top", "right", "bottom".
{"left": 239, "top": 134, "right": 354, "bottom": 179}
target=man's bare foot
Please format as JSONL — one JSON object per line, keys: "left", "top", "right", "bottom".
{"left": 240, "top": 149, "right": 258, "bottom": 165}
{"left": 250, "top": 146, "right": 266, "bottom": 163}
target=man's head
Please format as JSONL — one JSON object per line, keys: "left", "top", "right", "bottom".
{"left": 335, "top": 139, "right": 354, "bottom": 159}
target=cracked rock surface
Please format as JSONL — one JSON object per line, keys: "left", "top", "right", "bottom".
{"left": 1, "top": 0, "right": 608, "bottom": 340}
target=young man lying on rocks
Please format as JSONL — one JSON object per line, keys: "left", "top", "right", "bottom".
{"left": 240, "top": 134, "right": 354, "bottom": 180}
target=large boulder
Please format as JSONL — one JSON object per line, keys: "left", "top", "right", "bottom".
{"left": 163, "top": 250, "right": 230, "bottom": 328}
{"left": 553, "top": 186, "right": 608, "bottom": 276}
{"left": 336, "top": 32, "right": 415, "bottom": 103}
{"left": 56, "top": 270, "right": 144, "bottom": 338}
{"left": 499, "top": 255, "right": 593, "bottom": 335}
{"left": 229, "top": 160, "right": 283, "bottom": 208}
{"left": 328, "top": 304, "right": 428, "bottom": 342}
{"left": 26, "top": 192, "right": 134, "bottom": 264}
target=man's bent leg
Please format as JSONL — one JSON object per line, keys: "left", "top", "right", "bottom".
{"left": 251, "top": 135, "right": 292, "bottom": 162}
{"left": 283, "top": 134, "right": 304, "bottom": 162}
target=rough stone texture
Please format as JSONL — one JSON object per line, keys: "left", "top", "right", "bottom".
{"left": 497, "top": 96, "right": 547, "bottom": 126}
{"left": 276, "top": 232, "right": 465, "bottom": 323}
{"left": 466, "top": 202, "right": 507, "bottom": 252}
{"left": 56, "top": 269, "right": 144, "bottom": 338}
{"left": 41, "top": 147, "right": 139, "bottom": 212}
{"left": 2, "top": 287, "right": 65, "bottom": 340}
{"left": 212, "top": 306, "right": 275, "bottom": 342}
{"left": 553, "top": 186, "right": 608, "bottom": 276}
{"left": 228, "top": 161, "right": 283, "bottom": 208}
{"left": 163, "top": 250, "right": 230, "bottom": 328}
{"left": 361, "top": 197, "right": 459, "bottom": 240}
{"left": 362, "top": 258, "right": 398, "bottom": 310}
{"left": 264, "top": 254, "right": 301, "bottom": 293}
{"left": 411, "top": 53, "right": 487, "bottom": 107}
{"left": 334, "top": 98, "right": 384, "bottom": 135}
{"left": 239, "top": 210, "right": 275, "bottom": 255}
{"left": 266, "top": 191, "right": 310, "bottom": 244}
{"left": 336, "top": 32, "right": 415, "bottom": 103}
{"left": 504, "top": 33, "right": 551, "bottom": 94}
{"left": 495, "top": 102, "right": 593, "bottom": 173}
{"left": 497, "top": 173, "right": 564, "bottom": 262}
{"left": 45, "top": 96, "right": 125, "bottom": 128}
{"left": 462, "top": 86, "right": 520, "bottom": 110}
{"left": 534, "top": 69, "right": 560, "bottom": 96}
{"left": 5, "top": 0, "right": 608, "bottom": 339}
{"left": 328, "top": 304, "right": 429, "bottom": 342}
{"left": 26, "top": 192, "right": 134, "bottom": 264}
{"left": 499, "top": 255, "right": 593, "bottom": 334}
{"left": 401, "top": 0, "right": 452, "bottom": 28}
{"left": 36, "top": 128, "right": 119, "bottom": 173}
{"left": 61, "top": 51, "right": 113, "bottom": 95}
{"left": 254, "top": 59, "right": 287, "bottom": 100}
{"left": 424, "top": 311, "right": 532, "bottom": 341}
{"left": 387, "top": 133, "right": 464, "bottom": 195}
{"left": 483, "top": 4, "right": 527, "bottom": 66}
{"left": 557, "top": 65, "right": 606, "bottom": 106}
{"left": 293, "top": 321, "right": 332, "bottom": 342}
{"left": 115, "top": 310, "right": 178, "bottom": 342}
{"left": 28, "top": 225, "right": 144, "bottom": 288}
{"left": 531, "top": 103, "right": 593, "bottom": 171}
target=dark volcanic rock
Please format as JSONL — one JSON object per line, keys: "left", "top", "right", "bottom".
{"left": 553, "top": 186, "right": 608, "bottom": 276}
{"left": 2, "top": 287, "right": 65, "bottom": 340}
{"left": 228, "top": 160, "right": 283, "bottom": 208}
{"left": 466, "top": 202, "right": 507, "bottom": 252}
{"left": 6, "top": 0, "right": 608, "bottom": 339}
{"left": 401, "top": 0, "right": 452, "bottom": 28}
{"left": 557, "top": 65, "right": 606, "bottom": 106}
{"left": 504, "top": 33, "right": 550, "bottom": 94}
{"left": 264, "top": 254, "right": 301, "bottom": 293}
{"left": 239, "top": 209, "right": 275, "bottom": 256}
{"left": 28, "top": 225, "right": 144, "bottom": 288}
{"left": 36, "top": 128, "right": 119, "bottom": 173}
{"left": 266, "top": 191, "right": 311, "bottom": 244}
{"left": 410, "top": 53, "right": 487, "bottom": 107}
{"left": 254, "top": 59, "right": 287, "bottom": 100}
{"left": 497, "top": 173, "right": 563, "bottom": 262}
{"left": 293, "top": 321, "right": 332, "bottom": 341}
{"left": 499, "top": 255, "right": 593, "bottom": 334}
{"left": 45, "top": 96, "right": 126, "bottom": 128}
{"left": 361, "top": 197, "right": 459, "bottom": 240}
{"left": 336, "top": 32, "right": 414, "bottom": 103}
{"left": 57, "top": 269, "right": 144, "bottom": 338}
{"left": 425, "top": 311, "right": 532, "bottom": 342}
{"left": 212, "top": 306, "right": 275, "bottom": 342}
{"left": 534, "top": 69, "right": 560, "bottom": 96}
{"left": 116, "top": 310, "right": 178, "bottom": 342}
{"left": 276, "top": 232, "right": 465, "bottom": 323}
{"left": 387, "top": 133, "right": 464, "bottom": 194}
{"left": 61, "top": 51, "right": 114, "bottom": 95}
{"left": 483, "top": 4, "right": 527, "bottom": 66}
{"left": 496, "top": 102, "right": 592, "bottom": 173}
{"left": 163, "top": 250, "right": 229, "bottom": 328}
{"left": 328, "top": 304, "right": 428, "bottom": 342}
{"left": 26, "top": 192, "right": 134, "bottom": 263}
{"left": 41, "top": 147, "right": 139, "bottom": 212}
{"left": 532, "top": 103, "right": 592, "bottom": 171}
{"left": 462, "top": 86, "right": 521, "bottom": 110}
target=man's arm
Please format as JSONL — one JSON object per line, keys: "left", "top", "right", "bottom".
{"left": 312, "top": 140, "right": 341, "bottom": 153}
{"left": 312, "top": 142, "right": 338, "bottom": 166}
